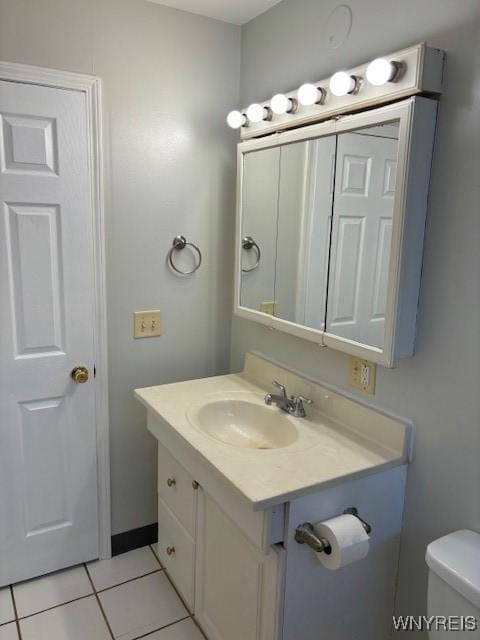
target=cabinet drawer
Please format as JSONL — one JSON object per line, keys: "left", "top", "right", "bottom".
{"left": 158, "top": 443, "right": 197, "bottom": 536}
{"left": 157, "top": 497, "right": 195, "bottom": 612}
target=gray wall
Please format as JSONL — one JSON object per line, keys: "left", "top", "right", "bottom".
{"left": 232, "top": 0, "right": 480, "bottom": 630}
{"left": 0, "top": 0, "right": 241, "bottom": 535}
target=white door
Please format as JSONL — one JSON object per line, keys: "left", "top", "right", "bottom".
{"left": 0, "top": 79, "right": 99, "bottom": 585}
{"left": 326, "top": 128, "right": 398, "bottom": 347}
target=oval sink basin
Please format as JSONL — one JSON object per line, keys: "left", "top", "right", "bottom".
{"left": 190, "top": 399, "right": 298, "bottom": 450}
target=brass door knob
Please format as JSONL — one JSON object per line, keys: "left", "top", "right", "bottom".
{"left": 166, "top": 546, "right": 175, "bottom": 556}
{"left": 71, "top": 366, "right": 89, "bottom": 384}
{"left": 166, "top": 478, "right": 176, "bottom": 488}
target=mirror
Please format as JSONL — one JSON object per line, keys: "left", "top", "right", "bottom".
{"left": 236, "top": 99, "right": 437, "bottom": 366}
{"left": 240, "top": 147, "right": 279, "bottom": 312}
{"left": 327, "top": 123, "right": 399, "bottom": 348}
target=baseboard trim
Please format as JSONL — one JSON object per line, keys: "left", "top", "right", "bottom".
{"left": 111, "top": 523, "right": 158, "bottom": 557}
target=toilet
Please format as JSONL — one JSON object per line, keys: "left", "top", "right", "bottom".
{"left": 426, "top": 529, "right": 480, "bottom": 637}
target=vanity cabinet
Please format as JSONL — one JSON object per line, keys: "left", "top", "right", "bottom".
{"left": 137, "top": 354, "right": 412, "bottom": 640}
{"left": 154, "top": 436, "right": 406, "bottom": 640}
{"left": 155, "top": 441, "right": 283, "bottom": 637}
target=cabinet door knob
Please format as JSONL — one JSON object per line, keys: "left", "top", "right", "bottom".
{"left": 192, "top": 480, "right": 199, "bottom": 490}
{"left": 166, "top": 478, "right": 176, "bottom": 487}
{"left": 166, "top": 546, "right": 175, "bottom": 556}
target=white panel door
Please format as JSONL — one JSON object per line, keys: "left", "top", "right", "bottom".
{"left": 0, "top": 80, "right": 99, "bottom": 585}
{"left": 326, "top": 129, "right": 398, "bottom": 347}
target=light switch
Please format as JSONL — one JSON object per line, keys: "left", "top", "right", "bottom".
{"left": 134, "top": 310, "right": 162, "bottom": 338}
{"left": 348, "top": 356, "right": 376, "bottom": 394}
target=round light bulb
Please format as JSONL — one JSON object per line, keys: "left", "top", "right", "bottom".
{"left": 246, "top": 103, "right": 269, "bottom": 123}
{"left": 297, "top": 83, "right": 324, "bottom": 106}
{"left": 366, "top": 58, "right": 398, "bottom": 86}
{"left": 270, "top": 93, "right": 296, "bottom": 115}
{"left": 329, "top": 71, "right": 357, "bottom": 97}
{"left": 226, "top": 110, "right": 246, "bottom": 129}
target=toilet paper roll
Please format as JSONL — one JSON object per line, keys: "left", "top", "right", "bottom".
{"left": 313, "top": 514, "right": 370, "bottom": 570}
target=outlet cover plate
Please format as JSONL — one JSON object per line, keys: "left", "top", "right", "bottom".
{"left": 348, "top": 356, "right": 376, "bottom": 394}
{"left": 134, "top": 310, "right": 162, "bottom": 338}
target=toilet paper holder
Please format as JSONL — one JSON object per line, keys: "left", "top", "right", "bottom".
{"left": 294, "top": 507, "right": 372, "bottom": 554}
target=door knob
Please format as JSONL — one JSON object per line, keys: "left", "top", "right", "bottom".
{"left": 71, "top": 366, "right": 89, "bottom": 384}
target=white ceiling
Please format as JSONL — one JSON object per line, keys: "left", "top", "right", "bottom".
{"left": 146, "top": 0, "right": 283, "bottom": 25}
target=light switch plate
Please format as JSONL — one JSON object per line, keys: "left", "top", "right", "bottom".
{"left": 260, "top": 301, "right": 278, "bottom": 316}
{"left": 348, "top": 357, "right": 376, "bottom": 394}
{"left": 134, "top": 310, "right": 161, "bottom": 338}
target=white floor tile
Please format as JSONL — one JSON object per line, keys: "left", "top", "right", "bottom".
{"left": 19, "top": 596, "right": 110, "bottom": 640}
{"left": 145, "top": 619, "right": 204, "bottom": 639}
{"left": 87, "top": 546, "right": 160, "bottom": 591}
{"left": 99, "top": 572, "right": 186, "bottom": 640}
{"left": 0, "top": 588, "right": 15, "bottom": 625}
{"left": 13, "top": 565, "right": 92, "bottom": 618}
{"left": 0, "top": 623, "right": 19, "bottom": 640}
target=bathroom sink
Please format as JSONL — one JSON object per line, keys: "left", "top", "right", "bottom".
{"left": 189, "top": 399, "right": 298, "bottom": 450}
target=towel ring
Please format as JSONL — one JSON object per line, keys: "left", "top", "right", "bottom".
{"left": 168, "top": 235, "right": 202, "bottom": 275}
{"left": 242, "top": 236, "right": 261, "bottom": 273}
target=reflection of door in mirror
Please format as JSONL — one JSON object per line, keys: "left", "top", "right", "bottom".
{"left": 240, "top": 147, "right": 279, "bottom": 312}
{"left": 326, "top": 122, "right": 399, "bottom": 348}
{"left": 275, "top": 137, "right": 335, "bottom": 330}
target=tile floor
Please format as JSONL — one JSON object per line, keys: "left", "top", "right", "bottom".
{"left": 0, "top": 546, "right": 205, "bottom": 640}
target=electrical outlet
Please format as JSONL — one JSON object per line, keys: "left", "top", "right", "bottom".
{"left": 134, "top": 310, "right": 162, "bottom": 338}
{"left": 348, "top": 356, "right": 376, "bottom": 394}
{"left": 260, "top": 301, "right": 278, "bottom": 315}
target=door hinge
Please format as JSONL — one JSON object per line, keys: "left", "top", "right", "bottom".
{"left": 94, "top": 365, "right": 97, "bottom": 378}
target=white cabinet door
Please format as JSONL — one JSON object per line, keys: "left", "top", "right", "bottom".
{"left": 156, "top": 498, "right": 196, "bottom": 612}
{"left": 326, "top": 129, "right": 398, "bottom": 348}
{"left": 195, "top": 490, "right": 281, "bottom": 640}
{"left": 0, "top": 80, "right": 98, "bottom": 585}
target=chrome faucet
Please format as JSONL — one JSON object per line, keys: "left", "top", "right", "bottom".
{"left": 264, "top": 380, "right": 313, "bottom": 418}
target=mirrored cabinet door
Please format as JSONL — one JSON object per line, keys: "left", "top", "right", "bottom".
{"left": 326, "top": 123, "right": 400, "bottom": 349}
{"left": 236, "top": 98, "right": 438, "bottom": 366}
{"left": 240, "top": 147, "right": 279, "bottom": 313}
{"left": 275, "top": 137, "right": 335, "bottom": 331}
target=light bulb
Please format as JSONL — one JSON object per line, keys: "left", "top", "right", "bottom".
{"left": 297, "top": 83, "right": 325, "bottom": 106}
{"left": 366, "top": 58, "right": 399, "bottom": 86}
{"left": 329, "top": 71, "right": 357, "bottom": 97}
{"left": 270, "top": 93, "right": 296, "bottom": 115}
{"left": 246, "top": 103, "right": 271, "bottom": 123}
{"left": 226, "top": 110, "right": 246, "bottom": 129}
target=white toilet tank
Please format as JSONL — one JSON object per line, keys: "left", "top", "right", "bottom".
{"left": 426, "top": 529, "right": 480, "bottom": 638}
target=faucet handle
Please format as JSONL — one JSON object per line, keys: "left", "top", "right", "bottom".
{"left": 290, "top": 395, "right": 313, "bottom": 417}
{"left": 272, "top": 380, "right": 287, "bottom": 396}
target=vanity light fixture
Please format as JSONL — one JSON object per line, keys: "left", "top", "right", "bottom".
{"left": 366, "top": 58, "right": 402, "bottom": 86}
{"left": 297, "top": 83, "right": 326, "bottom": 107}
{"left": 227, "top": 110, "right": 247, "bottom": 129}
{"left": 329, "top": 71, "right": 358, "bottom": 97}
{"left": 270, "top": 93, "right": 298, "bottom": 115}
{"left": 246, "top": 103, "right": 272, "bottom": 123}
